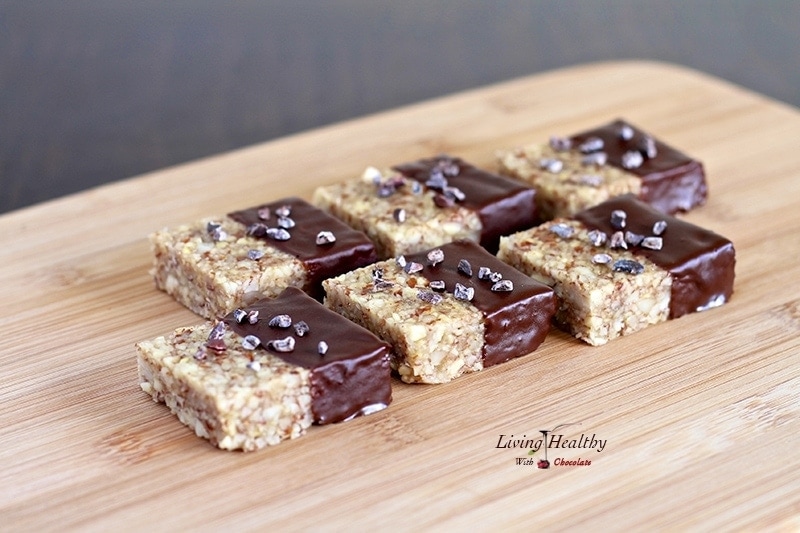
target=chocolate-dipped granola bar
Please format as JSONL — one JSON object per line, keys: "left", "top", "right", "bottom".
{"left": 150, "top": 197, "right": 377, "bottom": 319}
{"left": 323, "top": 240, "right": 556, "bottom": 383}
{"left": 498, "top": 194, "right": 735, "bottom": 346}
{"left": 312, "top": 155, "right": 538, "bottom": 258}
{"left": 136, "top": 287, "right": 392, "bottom": 451}
{"left": 497, "top": 119, "right": 707, "bottom": 219}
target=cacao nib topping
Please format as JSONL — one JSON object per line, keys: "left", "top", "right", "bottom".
{"left": 246, "top": 223, "right": 269, "bottom": 238}
{"left": 427, "top": 248, "right": 445, "bottom": 266}
{"left": 610, "top": 209, "right": 627, "bottom": 229}
{"left": 233, "top": 308, "right": 248, "bottom": 323}
{"left": 592, "top": 253, "right": 612, "bottom": 265}
{"left": 395, "top": 255, "right": 407, "bottom": 267}
{"left": 247, "top": 249, "right": 265, "bottom": 260}
{"left": 392, "top": 156, "right": 538, "bottom": 252}
{"left": 247, "top": 310, "right": 259, "bottom": 324}
{"left": 610, "top": 231, "right": 627, "bottom": 249}
{"left": 405, "top": 241, "right": 556, "bottom": 368}
{"left": 277, "top": 216, "right": 296, "bottom": 229}
{"left": 242, "top": 335, "right": 261, "bottom": 350}
{"left": 549, "top": 136, "right": 572, "bottom": 152}
{"left": 275, "top": 205, "right": 292, "bottom": 218}
{"left": 625, "top": 231, "right": 645, "bottom": 247}
{"left": 429, "top": 280, "right": 446, "bottom": 291}
{"left": 228, "top": 198, "right": 378, "bottom": 299}
{"left": 579, "top": 137, "right": 604, "bottom": 153}
{"left": 268, "top": 314, "right": 292, "bottom": 328}
{"left": 267, "top": 227, "right": 291, "bottom": 241}
{"left": 425, "top": 172, "right": 448, "bottom": 191}
{"left": 581, "top": 152, "right": 607, "bottom": 166}
{"left": 588, "top": 229, "right": 608, "bottom": 247}
{"left": 550, "top": 223, "right": 575, "bottom": 239}
{"left": 653, "top": 220, "right": 668, "bottom": 235}
{"left": 453, "top": 283, "right": 475, "bottom": 302}
{"left": 268, "top": 336, "right": 296, "bottom": 353}
{"left": 377, "top": 184, "right": 396, "bottom": 198}
{"left": 491, "top": 280, "right": 514, "bottom": 292}
{"left": 443, "top": 186, "right": 466, "bottom": 202}
{"left": 206, "top": 321, "right": 227, "bottom": 352}
{"left": 613, "top": 259, "right": 645, "bottom": 275}
{"left": 222, "top": 288, "right": 392, "bottom": 425}
{"left": 477, "top": 266, "right": 492, "bottom": 280}
{"left": 574, "top": 195, "right": 735, "bottom": 319}
{"left": 404, "top": 261, "right": 424, "bottom": 274}
{"left": 316, "top": 231, "right": 336, "bottom": 245}
{"left": 488, "top": 271, "right": 503, "bottom": 283}
{"left": 640, "top": 136, "right": 658, "bottom": 158}
{"left": 619, "top": 124, "right": 634, "bottom": 140}
{"left": 417, "top": 290, "right": 443, "bottom": 305}
{"left": 457, "top": 258, "right": 473, "bottom": 277}
{"left": 622, "top": 150, "right": 644, "bottom": 169}
{"left": 393, "top": 208, "right": 407, "bottom": 223}
{"left": 539, "top": 158, "right": 563, "bottom": 173}
{"left": 641, "top": 236, "right": 663, "bottom": 250}
{"left": 317, "top": 341, "right": 329, "bottom": 355}
{"left": 568, "top": 120, "right": 707, "bottom": 215}
{"left": 257, "top": 206, "right": 271, "bottom": 220}
{"left": 206, "top": 222, "right": 227, "bottom": 241}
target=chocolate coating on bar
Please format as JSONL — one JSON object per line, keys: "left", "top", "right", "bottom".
{"left": 223, "top": 287, "right": 392, "bottom": 424}
{"left": 574, "top": 195, "right": 735, "bottom": 318}
{"left": 228, "top": 197, "right": 378, "bottom": 298}
{"left": 407, "top": 240, "right": 555, "bottom": 367}
{"left": 393, "top": 156, "right": 538, "bottom": 251}
{"left": 570, "top": 119, "right": 707, "bottom": 213}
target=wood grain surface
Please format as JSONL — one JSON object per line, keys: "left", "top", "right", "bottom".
{"left": 2, "top": 61, "right": 798, "bottom": 530}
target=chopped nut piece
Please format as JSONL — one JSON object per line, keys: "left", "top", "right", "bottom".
{"left": 430, "top": 280, "right": 446, "bottom": 291}
{"left": 393, "top": 208, "right": 407, "bottom": 223}
{"left": 588, "top": 229, "right": 608, "bottom": 247}
{"left": 610, "top": 209, "right": 627, "bottom": 229}
{"left": 582, "top": 152, "right": 608, "bottom": 166}
{"left": 550, "top": 223, "right": 575, "bottom": 239}
{"left": 247, "top": 249, "right": 265, "bottom": 260}
{"left": 233, "top": 308, "right": 248, "bottom": 323}
{"left": 622, "top": 150, "right": 644, "bottom": 169}
{"left": 592, "top": 253, "right": 612, "bottom": 264}
{"left": 579, "top": 137, "right": 604, "bottom": 153}
{"left": 653, "top": 220, "right": 668, "bottom": 235}
{"left": 266, "top": 227, "right": 291, "bottom": 241}
{"left": 625, "top": 231, "right": 644, "bottom": 246}
{"left": 610, "top": 231, "right": 628, "bottom": 249}
{"left": 540, "top": 158, "right": 564, "bottom": 173}
{"left": 277, "top": 216, "right": 296, "bottom": 229}
{"left": 417, "top": 290, "right": 443, "bottom": 305}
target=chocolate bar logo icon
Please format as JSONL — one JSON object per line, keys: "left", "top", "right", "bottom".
{"left": 496, "top": 423, "right": 606, "bottom": 469}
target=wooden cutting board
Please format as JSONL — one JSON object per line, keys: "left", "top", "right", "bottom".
{"left": 2, "top": 61, "right": 798, "bottom": 530}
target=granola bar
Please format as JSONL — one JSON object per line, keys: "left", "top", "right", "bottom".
{"left": 150, "top": 197, "right": 377, "bottom": 319}
{"left": 497, "top": 119, "right": 707, "bottom": 219}
{"left": 497, "top": 195, "right": 735, "bottom": 346}
{"left": 137, "top": 287, "right": 392, "bottom": 451}
{"left": 323, "top": 240, "right": 555, "bottom": 384}
{"left": 312, "top": 155, "right": 538, "bottom": 258}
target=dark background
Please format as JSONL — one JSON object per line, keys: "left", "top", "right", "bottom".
{"left": 1, "top": 1, "right": 798, "bottom": 214}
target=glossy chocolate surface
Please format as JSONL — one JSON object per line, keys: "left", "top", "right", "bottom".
{"left": 570, "top": 119, "right": 707, "bottom": 213}
{"left": 228, "top": 197, "right": 378, "bottom": 298}
{"left": 407, "top": 240, "right": 555, "bottom": 366}
{"left": 224, "top": 287, "right": 392, "bottom": 425}
{"left": 393, "top": 156, "right": 538, "bottom": 251}
{"left": 574, "top": 195, "right": 735, "bottom": 318}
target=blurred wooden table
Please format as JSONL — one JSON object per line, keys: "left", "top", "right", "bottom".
{"left": 1, "top": 61, "right": 798, "bottom": 530}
